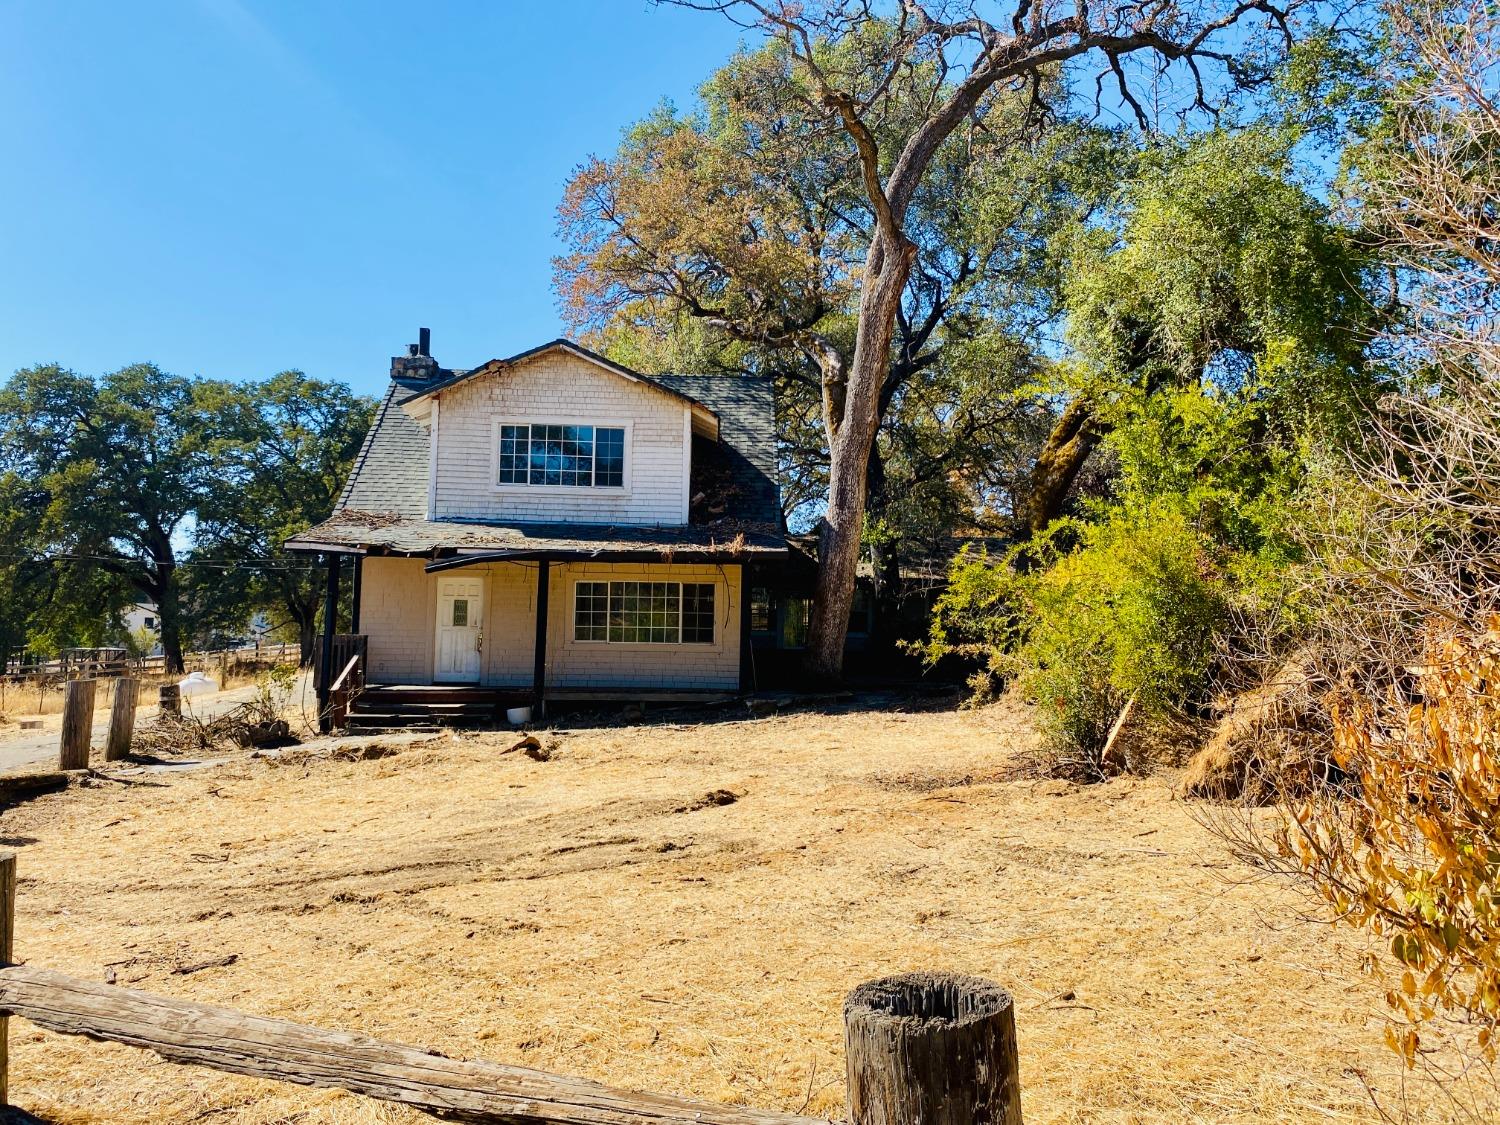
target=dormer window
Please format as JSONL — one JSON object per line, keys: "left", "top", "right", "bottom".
{"left": 495, "top": 422, "right": 627, "bottom": 488}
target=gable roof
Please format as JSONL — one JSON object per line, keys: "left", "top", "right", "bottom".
{"left": 398, "top": 338, "right": 720, "bottom": 435}
{"left": 289, "top": 355, "right": 784, "bottom": 556}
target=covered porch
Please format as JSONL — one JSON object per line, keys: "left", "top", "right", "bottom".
{"left": 294, "top": 516, "right": 789, "bottom": 732}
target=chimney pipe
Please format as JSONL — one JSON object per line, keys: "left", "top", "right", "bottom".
{"left": 418, "top": 327, "right": 431, "bottom": 357}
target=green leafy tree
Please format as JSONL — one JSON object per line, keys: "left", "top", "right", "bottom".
{"left": 1021, "top": 127, "right": 1382, "bottom": 532}
{"left": 0, "top": 363, "right": 224, "bottom": 672}
{"left": 639, "top": 0, "right": 1308, "bottom": 680}
{"left": 192, "top": 372, "right": 374, "bottom": 664}
{"left": 558, "top": 35, "right": 1126, "bottom": 645}
{"left": 0, "top": 472, "right": 132, "bottom": 661}
{"left": 919, "top": 129, "right": 1383, "bottom": 757}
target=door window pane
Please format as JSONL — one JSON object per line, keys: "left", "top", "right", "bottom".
{"left": 452, "top": 599, "right": 468, "bottom": 628}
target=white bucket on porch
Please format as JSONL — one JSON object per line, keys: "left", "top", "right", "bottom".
{"left": 506, "top": 706, "right": 532, "bottom": 726}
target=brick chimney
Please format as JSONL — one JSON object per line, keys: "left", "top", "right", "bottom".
{"left": 390, "top": 327, "right": 440, "bottom": 380}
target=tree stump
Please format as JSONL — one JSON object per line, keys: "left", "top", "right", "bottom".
{"left": 58, "top": 680, "right": 96, "bottom": 771}
{"left": 844, "top": 972, "right": 1021, "bottom": 1125}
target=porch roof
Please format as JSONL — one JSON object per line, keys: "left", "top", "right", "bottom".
{"left": 286, "top": 510, "right": 787, "bottom": 560}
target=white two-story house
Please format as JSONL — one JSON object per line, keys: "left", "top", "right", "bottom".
{"left": 288, "top": 333, "right": 788, "bottom": 721}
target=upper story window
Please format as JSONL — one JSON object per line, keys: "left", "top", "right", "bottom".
{"left": 496, "top": 423, "right": 626, "bottom": 488}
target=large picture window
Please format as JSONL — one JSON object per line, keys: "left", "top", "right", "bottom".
{"left": 497, "top": 423, "right": 626, "bottom": 487}
{"left": 573, "top": 581, "right": 716, "bottom": 644}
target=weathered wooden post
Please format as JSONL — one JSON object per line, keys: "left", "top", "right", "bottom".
{"left": 0, "top": 849, "right": 13, "bottom": 1106}
{"left": 105, "top": 678, "right": 139, "bottom": 762}
{"left": 159, "top": 682, "right": 181, "bottom": 719}
{"left": 58, "top": 679, "right": 97, "bottom": 771}
{"left": 844, "top": 972, "right": 1022, "bottom": 1125}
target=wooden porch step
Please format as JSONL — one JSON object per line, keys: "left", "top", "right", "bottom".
{"left": 348, "top": 685, "right": 518, "bottom": 731}
{"left": 359, "top": 686, "right": 508, "bottom": 705}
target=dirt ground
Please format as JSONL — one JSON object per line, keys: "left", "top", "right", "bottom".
{"left": 0, "top": 696, "right": 1484, "bottom": 1124}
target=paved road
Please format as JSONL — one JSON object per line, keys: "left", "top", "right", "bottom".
{"left": 0, "top": 673, "right": 315, "bottom": 776}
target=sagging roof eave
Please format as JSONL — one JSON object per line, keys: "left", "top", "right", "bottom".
{"left": 284, "top": 539, "right": 787, "bottom": 563}
{"left": 425, "top": 546, "right": 787, "bottom": 572}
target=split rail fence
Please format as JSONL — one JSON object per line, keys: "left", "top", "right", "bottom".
{"left": 0, "top": 851, "right": 1023, "bottom": 1124}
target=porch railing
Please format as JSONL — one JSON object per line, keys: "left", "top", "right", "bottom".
{"left": 313, "top": 634, "right": 367, "bottom": 693}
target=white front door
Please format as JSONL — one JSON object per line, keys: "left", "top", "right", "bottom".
{"left": 434, "top": 576, "right": 484, "bottom": 683}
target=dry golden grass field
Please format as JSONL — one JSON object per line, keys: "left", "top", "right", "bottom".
{"left": 0, "top": 696, "right": 1486, "bottom": 1124}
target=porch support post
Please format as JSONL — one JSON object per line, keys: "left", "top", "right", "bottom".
{"left": 532, "top": 560, "right": 550, "bottom": 720}
{"left": 739, "top": 565, "right": 754, "bottom": 694}
{"left": 317, "top": 552, "right": 340, "bottom": 734}
{"left": 349, "top": 555, "right": 364, "bottom": 635}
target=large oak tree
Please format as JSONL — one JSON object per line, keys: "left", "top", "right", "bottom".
{"left": 569, "top": 0, "right": 1308, "bottom": 678}
{"left": 0, "top": 363, "right": 217, "bottom": 672}
{"left": 192, "top": 372, "right": 375, "bottom": 664}
{"left": 558, "top": 33, "right": 1122, "bottom": 649}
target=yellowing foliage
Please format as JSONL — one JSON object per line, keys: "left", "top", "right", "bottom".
{"left": 1274, "top": 619, "right": 1500, "bottom": 1066}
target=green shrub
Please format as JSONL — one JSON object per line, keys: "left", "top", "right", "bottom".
{"left": 917, "top": 388, "right": 1304, "bottom": 766}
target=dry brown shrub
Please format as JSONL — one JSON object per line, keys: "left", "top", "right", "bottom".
{"left": 1260, "top": 622, "right": 1500, "bottom": 1072}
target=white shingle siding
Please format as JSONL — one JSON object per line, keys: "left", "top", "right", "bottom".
{"left": 359, "top": 557, "right": 742, "bottom": 691}
{"left": 361, "top": 557, "right": 437, "bottom": 683}
{"left": 430, "top": 352, "right": 689, "bottom": 526}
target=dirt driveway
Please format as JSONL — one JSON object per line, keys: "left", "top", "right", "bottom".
{"left": 0, "top": 671, "right": 315, "bottom": 775}
{"left": 0, "top": 696, "right": 1478, "bottom": 1123}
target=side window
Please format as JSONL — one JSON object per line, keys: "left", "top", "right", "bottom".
{"left": 782, "top": 597, "right": 809, "bottom": 649}
{"left": 848, "top": 585, "right": 873, "bottom": 634}
{"left": 750, "top": 588, "right": 772, "bottom": 632}
{"left": 497, "top": 424, "right": 529, "bottom": 484}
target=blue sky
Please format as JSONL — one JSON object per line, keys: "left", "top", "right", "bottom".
{"left": 0, "top": 1, "right": 746, "bottom": 397}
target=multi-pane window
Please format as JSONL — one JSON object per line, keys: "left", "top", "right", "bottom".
{"left": 573, "top": 581, "right": 716, "bottom": 644}
{"left": 750, "top": 587, "right": 772, "bottom": 632}
{"left": 682, "top": 584, "right": 716, "bottom": 644}
{"left": 595, "top": 427, "right": 625, "bottom": 487}
{"left": 611, "top": 581, "right": 679, "bottom": 643}
{"left": 782, "top": 597, "right": 810, "bottom": 648}
{"left": 497, "top": 424, "right": 626, "bottom": 487}
{"left": 574, "top": 582, "right": 609, "bottom": 641}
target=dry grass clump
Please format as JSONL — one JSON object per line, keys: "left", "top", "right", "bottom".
{"left": 0, "top": 699, "right": 1487, "bottom": 1123}
{"left": 1178, "top": 647, "right": 1334, "bottom": 803}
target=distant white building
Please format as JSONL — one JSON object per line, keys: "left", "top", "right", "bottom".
{"left": 122, "top": 602, "right": 163, "bottom": 655}
{"left": 123, "top": 601, "right": 158, "bottom": 634}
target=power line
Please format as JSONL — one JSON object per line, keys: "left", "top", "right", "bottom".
{"left": 0, "top": 551, "right": 324, "bottom": 573}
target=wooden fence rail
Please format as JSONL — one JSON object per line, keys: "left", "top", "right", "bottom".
{"left": 0, "top": 852, "right": 1023, "bottom": 1123}
{"left": 0, "top": 965, "right": 821, "bottom": 1125}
